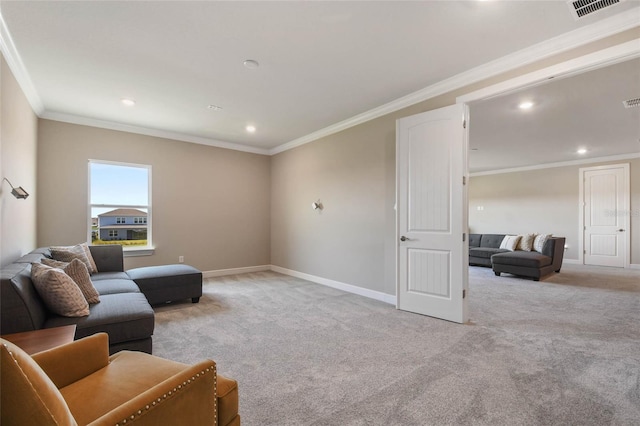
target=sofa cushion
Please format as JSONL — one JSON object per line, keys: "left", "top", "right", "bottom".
{"left": 45, "top": 292, "right": 154, "bottom": 345}
{"left": 491, "top": 251, "right": 552, "bottom": 268}
{"left": 479, "top": 234, "right": 506, "bottom": 248}
{"left": 90, "top": 271, "right": 131, "bottom": 281}
{"left": 92, "top": 278, "right": 141, "bottom": 295}
{"left": 469, "top": 234, "right": 482, "bottom": 248}
{"left": 499, "top": 235, "right": 521, "bottom": 251}
{"left": 469, "top": 247, "right": 509, "bottom": 259}
{"left": 31, "top": 263, "right": 90, "bottom": 318}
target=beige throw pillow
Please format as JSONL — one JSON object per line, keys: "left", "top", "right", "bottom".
{"left": 41, "top": 258, "right": 69, "bottom": 269}
{"left": 31, "top": 263, "right": 89, "bottom": 317}
{"left": 499, "top": 235, "right": 521, "bottom": 252}
{"left": 50, "top": 243, "right": 97, "bottom": 274}
{"left": 80, "top": 242, "right": 99, "bottom": 273}
{"left": 533, "top": 234, "right": 552, "bottom": 253}
{"left": 516, "top": 233, "right": 536, "bottom": 251}
{"left": 42, "top": 258, "right": 100, "bottom": 304}
{"left": 63, "top": 259, "right": 100, "bottom": 304}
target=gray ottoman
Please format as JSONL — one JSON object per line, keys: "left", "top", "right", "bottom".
{"left": 126, "top": 264, "right": 202, "bottom": 305}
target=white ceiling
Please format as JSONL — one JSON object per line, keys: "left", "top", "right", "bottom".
{"left": 470, "top": 57, "right": 640, "bottom": 173}
{"left": 1, "top": 1, "right": 639, "bottom": 171}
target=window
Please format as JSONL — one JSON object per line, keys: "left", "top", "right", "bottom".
{"left": 89, "top": 160, "right": 151, "bottom": 251}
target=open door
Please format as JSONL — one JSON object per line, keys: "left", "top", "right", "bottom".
{"left": 396, "top": 104, "right": 469, "bottom": 324}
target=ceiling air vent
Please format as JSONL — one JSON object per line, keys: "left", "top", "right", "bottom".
{"left": 567, "top": 0, "right": 624, "bottom": 19}
{"left": 623, "top": 98, "right": 640, "bottom": 109}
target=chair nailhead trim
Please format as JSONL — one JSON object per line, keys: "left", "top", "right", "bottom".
{"left": 119, "top": 362, "right": 217, "bottom": 425}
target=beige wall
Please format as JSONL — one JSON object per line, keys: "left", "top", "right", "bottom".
{"left": 37, "top": 120, "right": 271, "bottom": 271}
{"left": 468, "top": 158, "right": 640, "bottom": 264}
{"left": 271, "top": 31, "right": 640, "bottom": 296}
{"left": 1, "top": 55, "right": 38, "bottom": 267}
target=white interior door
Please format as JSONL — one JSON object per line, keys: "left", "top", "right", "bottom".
{"left": 582, "top": 164, "right": 630, "bottom": 268}
{"left": 396, "top": 104, "right": 468, "bottom": 324}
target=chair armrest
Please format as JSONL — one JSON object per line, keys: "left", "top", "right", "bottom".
{"left": 88, "top": 360, "right": 217, "bottom": 426}
{"left": 32, "top": 333, "right": 110, "bottom": 389}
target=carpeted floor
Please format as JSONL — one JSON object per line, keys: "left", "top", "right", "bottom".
{"left": 153, "top": 264, "right": 640, "bottom": 425}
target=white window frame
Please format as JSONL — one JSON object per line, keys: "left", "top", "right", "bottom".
{"left": 88, "top": 159, "right": 153, "bottom": 256}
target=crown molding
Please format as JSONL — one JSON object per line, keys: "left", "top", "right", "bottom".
{"left": 41, "top": 111, "right": 271, "bottom": 156}
{"left": 470, "top": 153, "right": 640, "bottom": 177}
{"left": 0, "top": 11, "right": 44, "bottom": 115}
{"left": 270, "top": 7, "right": 640, "bottom": 155}
{"left": 2, "top": 5, "right": 638, "bottom": 157}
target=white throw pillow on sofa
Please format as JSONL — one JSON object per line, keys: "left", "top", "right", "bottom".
{"left": 499, "top": 235, "right": 521, "bottom": 251}
{"left": 533, "top": 234, "right": 552, "bottom": 252}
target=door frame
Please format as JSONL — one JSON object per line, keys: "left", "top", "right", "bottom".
{"left": 578, "top": 163, "right": 631, "bottom": 268}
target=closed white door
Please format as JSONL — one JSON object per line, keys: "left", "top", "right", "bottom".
{"left": 396, "top": 104, "right": 468, "bottom": 324}
{"left": 583, "top": 164, "right": 629, "bottom": 268}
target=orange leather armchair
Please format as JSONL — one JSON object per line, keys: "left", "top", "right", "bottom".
{"left": 1, "top": 333, "right": 239, "bottom": 425}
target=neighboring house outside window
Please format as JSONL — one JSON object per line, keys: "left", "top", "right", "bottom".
{"left": 89, "top": 160, "right": 151, "bottom": 250}
{"left": 98, "top": 208, "right": 148, "bottom": 241}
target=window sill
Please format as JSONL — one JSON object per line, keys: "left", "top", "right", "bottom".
{"left": 123, "top": 247, "right": 155, "bottom": 257}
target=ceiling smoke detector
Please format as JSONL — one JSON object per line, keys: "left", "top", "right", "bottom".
{"left": 567, "top": 0, "right": 625, "bottom": 19}
{"left": 622, "top": 97, "right": 640, "bottom": 108}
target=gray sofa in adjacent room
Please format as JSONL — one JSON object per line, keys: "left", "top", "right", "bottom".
{"left": 469, "top": 233, "right": 565, "bottom": 281}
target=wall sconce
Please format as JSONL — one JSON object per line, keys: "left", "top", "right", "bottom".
{"left": 2, "top": 178, "right": 29, "bottom": 199}
{"left": 312, "top": 200, "right": 323, "bottom": 211}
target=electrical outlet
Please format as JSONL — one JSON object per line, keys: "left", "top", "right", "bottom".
{"left": 178, "top": 256, "right": 184, "bottom": 263}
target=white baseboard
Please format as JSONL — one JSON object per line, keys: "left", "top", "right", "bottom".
{"left": 270, "top": 265, "right": 397, "bottom": 305}
{"left": 562, "top": 259, "right": 581, "bottom": 265}
{"left": 630, "top": 264, "right": 640, "bottom": 270}
{"left": 202, "top": 265, "right": 271, "bottom": 278}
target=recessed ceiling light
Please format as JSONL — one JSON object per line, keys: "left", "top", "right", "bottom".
{"left": 577, "top": 148, "right": 588, "bottom": 155}
{"left": 246, "top": 125, "right": 256, "bottom": 133}
{"left": 121, "top": 98, "right": 136, "bottom": 107}
{"left": 243, "top": 59, "right": 260, "bottom": 69}
{"left": 519, "top": 101, "right": 534, "bottom": 110}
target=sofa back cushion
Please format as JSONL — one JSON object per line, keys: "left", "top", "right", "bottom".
{"left": 469, "top": 234, "right": 482, "bottom": 248}
{"left": 1, "top": 339, "right": 78, "bottom": 425}
{"left": 480, "top": 234, "right": 506, "bottom": 248}
{"left": 88, "top": 245, "right": 124, "bottom": 273}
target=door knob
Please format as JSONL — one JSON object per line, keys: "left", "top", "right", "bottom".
{"left": 400, "top": 236, "right": 409, "bottom": 242}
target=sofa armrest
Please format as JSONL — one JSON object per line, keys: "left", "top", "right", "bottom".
{"left": 547, "top": 237, "right": 565, "bottom": 272}
{"left": 32, "top": 333, "right": 110, "bottom": 389}
{"left": 89, "top": 245, "right": 124, "bottom": 272}
{"left": 88, "top": 360, "right": 217, "bottom": 426}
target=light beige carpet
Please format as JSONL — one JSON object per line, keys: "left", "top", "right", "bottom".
{"left": 153, "top": 264, "right": 640, "bottom": 425}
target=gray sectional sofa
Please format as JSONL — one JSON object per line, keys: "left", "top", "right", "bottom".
{"left": 469, "top": 233, "right": 565, "bottom": 281}
{"left": 1, "top": 245, "right": 202, "bottom": 354}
